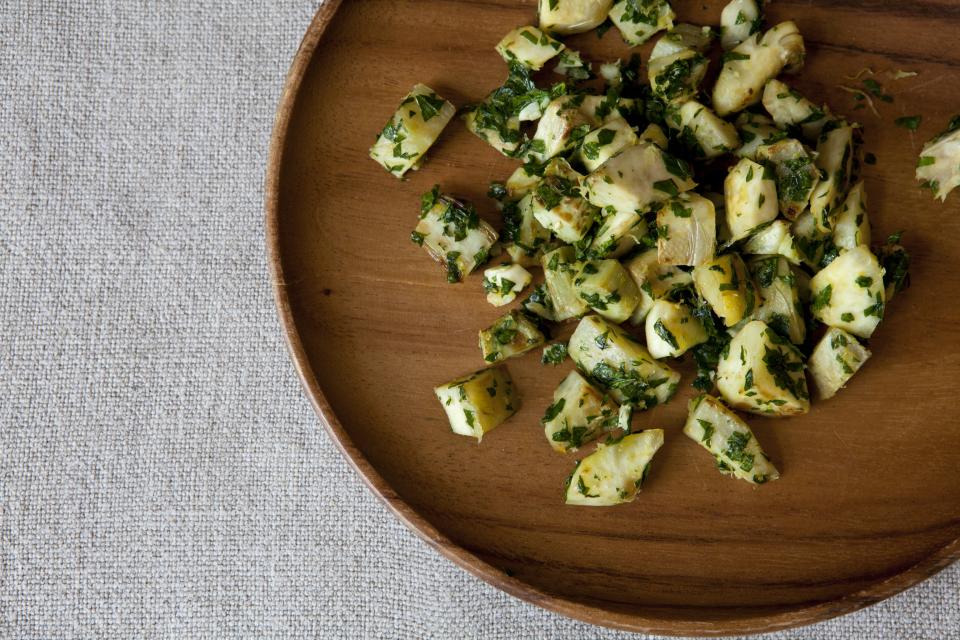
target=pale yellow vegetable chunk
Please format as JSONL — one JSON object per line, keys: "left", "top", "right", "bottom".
{"left": 809, "top": 245, "right": 885, "bottom": 339}
{"left": 495, "top": 26, "right": 564, "bottom": 70}
{"left": 435, "top": 365, "right": 519, "bottom": 441}
{"left": 543, "top": 371, "right": 619, "bottom": 453}
{"left": 564, "top": 430, "right": 665, "bottom": 505}
{"left": 370, "top": 84, "right": 456, "bottom": 177}
{"left": 808, "top": 327, "right": 872, "bottom": 400}
{"left": 645, "top": 299, "right": 708, "bottom": 358}
{"left": 539, "top": 0, "right": 614, "bottom": 35}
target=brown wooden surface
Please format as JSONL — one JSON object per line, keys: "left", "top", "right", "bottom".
{"left": 266, "top": 0, "right": 960, "bottom": 635}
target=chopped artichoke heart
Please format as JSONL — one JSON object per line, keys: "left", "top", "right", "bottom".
{"left": 649, "top": 49, "right": 708, "bottom": 103}
{"left": 483, "top": 264, "right": 533, "bottom": 307}
{"left": 734, "top": 112, "right": 786, "bottom": 160}
{"left": 415, "top": 192, "right": 498, "bottom": 283}
{"left": 645, "top": 299, "right": 708, "bottom": 358}
{"left": 716, "top": 320, "right": 810, "bottom": 416}
{"left": 564, "top": 430, "right": 665, "bottom": 505}
{"left": 542, "top": 246, "right": 590, "bottom": 321}
{"left": 495, "top": 26, "right": 564, "bottom": 70}
{"left": 464, "top": 105, "right": 521, "bottom": 156}
{"left": 609, "top": 0, "right": 675, "bottom": 46}
{"left": 583, "top": 143, "right": 696, "bottom": 213}
{"left": 589, "top": 208, "right": 647, "bottom": 259}
{"left": 762, "top": 79, "right": 830, "bottom": 141}
{"left": 667, "top": 100, "right": 741, "bottom": 159}
{"left": 748, "top": 255, "right": 806, "bottom": 345}
{"left": 743, "top": 220, "right": 802, "bottom": 265}
{"left": 755, "top": 137, "right": 819, "bottom": 219}
{"left": 624, "top": 249, "right": 694, "bottom": 324}
{"left": 506, "top": 165, "right": 542, "bottom": 200}
{"left": 502, "top": 193, "right": 553, "bottom": 264}
{"left": 915, "top": 117, "right": 960, "bottom": 201}
{"left": 808, "top": 327, "right": 872, "bottom": 400}
{"left": 370, "top": 84, "right": 456, "bottom": 177}
{"left": 640, "top": 123, "right": 669, "bottom": 149}
{"left": 539, "top": 0, "right": 614, "bottom": 35}
{"left": 683, "top": 394, "right": 780, "bottom": 484}
{"left": 479, "top": 310, "right": 546, "bottom": 362}
{"left": 568, "top": 315, "right": 680, "bottom": 408}
{"left": 526, "top": 95, "right": 602, "bottom": 162}
{"left": 651, "top": 23, "right": 715, "bottom": 60}
{"left": 531, "top": 158, "right": 597, "bottom": 243}
{"left": 543, "top": 371, "right": 619, "bottom": 453}
{"left": 434, "top": 365, "right": 519, "bottom": 441}
{"left": 832, "top": 182, "right": 871, "bottom": 251}
{"left": 574, "top": 259, "right": 641, "bottom": 324}
{"left": 808, "top": 245, "right": 885, "bottom": 338}
{"left": 790, "top": 208, "right": 831, "bottom": 270}
{"left": 810, "top": 124, "right": 855, "bottom": 233}
{"left": 693, "top": 253, "right": 757, "bottom": 327}
{"left": 657, "top": 191, "right": 717, "bottom": 266}
{"left": 577, "top": 118, "right": 639, "bottom": 173}
{"left": 720, "top": 0, "right": 762, "bottom": 51}
{"left": 724, "top": 158, "right": 778, "bottom": 241}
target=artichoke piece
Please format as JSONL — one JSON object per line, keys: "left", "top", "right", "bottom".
{"left": 808, "top": 327, "right": 871, "bottom": 400}
{"left": 640, "top": 123, "right": 669, "bottom": 149}
{"left": 370, "top": 84, "right": 456, "bottom": 178}
{"left": 712, "top": 21, "right": 805, "bottom": 117}
{"left": 716, "top": 320, "right": 810, "bottom": 416}
{"left": 583, "top": 143, "right": 696, "bottom": 213}
{"left": 589, "top": 208, "right": 647, "bottom": 259}
{"left": 748, "top": 254, "right": 805, "bottom": 344}
{"left": 724, "top": 158, "right": 778, "bottom": 241}
{"left": 526, "top": 95, "right": 601, "bottom": 162}
{"left": 554, "top": 48, "right": 592, "bottom": 80}
{"left": 915, "top": 115, "right": 960, "bottom": 201}
{"left": 666, "top": 100, "right": 741, "bottom": 159}
{"left": 483, "top": 264, "right": 533, "bottom": 307}
{"left": 496, "top": 26, "right": 564, "bottom": 70}
{"left": 479, "top": 310, "right": 546, "bottom": 363}
{"left": 532, "top": 159, "right": 598, "bottom": 243}
{"left": 574, "top": 259, "right": 641, "bottom": 324}
{"left": 651, "top": 23, "right": 715, "bottom": 59}
{"left": 623, "top": 249, "right": 694, "bottom": 324}
{"left": 656, "top": 191, "right": 717, "bottom": 267}
{"left": 501, "top": 193, "right": 553, "bottom": 267}
{"left": 809, "top": 245, "right": 885, "bottom": 339}
{"left": 832, "top": 181, "right": 871, "bottom": 251}
{"left": 609, "top": 0, "right": 675, "bottom": 46}
{"left": 568, "top": 315, "right": 680, "bottom": 408}
{"left": 577, "top": 117, "right": 639, "bottom": 173}
{"left": 521, "top": 283, "right": 557, "bottom": 321}
{"left": 434, "top": 364, "right": 519, "bottom": 441}
{"left": 761, "top": 79, "right": 831, "bottom": 142}
{"left": 649, "top": 49, "right": 709, "bottom": 103}
{"left": 543, "top": 371, "right": 620, "bottom": 453}
{"left": 719, "top": 0, "right": 762, "bottom": 51}
{"left": 755, "top": 137, "right": 819, "bottom": 219}
{"left": 645, "top": 299, "right": 708, "bottom": 358}
{"left": 733, "top": 112, "right": 786, "bottom": 160}
{"left": 564, "top": 429, "right": 665, "bottom": 506}
{"left": 505, "top": 163, "right": 543, "bottom": 200}
{"left": 539, "top": 0, "right": 614, "bottom": 35}
{"left": 684, "top": 394, "right": 780, "bottom": 484}
{"left": 790, "top": 208, "right": 832, "bottom": 270}
{"left": 743, "top": 220, "right": 802, "bottom": 265}
{"left": 810, "top": 123, "right": 855, "bottom": 233}
{"left": 464, "top": 103, "right": 521, "bottom": 157}
{"left": 413, "top": 187, "right": 498, "bottom": 283}
{"left": 692, "top": 253, "right": 757, "bottom": 327}
{"left": 542, "top": 246, "right": 590, "bottom": 321}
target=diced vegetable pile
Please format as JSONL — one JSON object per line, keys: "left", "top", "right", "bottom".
{"left": 369, "top": 0, "right": 943, "bottom": 506}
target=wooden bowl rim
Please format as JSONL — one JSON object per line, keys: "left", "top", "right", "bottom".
{"left": 263, "top": 2, "right": 960, "bottom": 635}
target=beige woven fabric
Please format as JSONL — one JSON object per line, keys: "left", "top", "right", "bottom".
{"left": 1, "top": 1, "right": 957, "bottom": 637}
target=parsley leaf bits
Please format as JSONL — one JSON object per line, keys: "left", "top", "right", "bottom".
{"left": 413, "top": 188, "right": 498, "bottom": 283}
{"left": 370, "top": 85, "right": 455, "bottom": 177}
{"left": 809, "top": 245, "right": 885, "bottom": 338}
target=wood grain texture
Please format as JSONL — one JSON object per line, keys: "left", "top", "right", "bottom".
{"left": 266, "top": 0, "right": 960, "bottom": 635}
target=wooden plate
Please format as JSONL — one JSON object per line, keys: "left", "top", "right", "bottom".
{"left": 266, "top": 0, "right": 960, "bottom": 634}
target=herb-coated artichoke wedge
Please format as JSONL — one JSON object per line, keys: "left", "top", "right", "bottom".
{"left": 761, "top": 79, "right": 831, "bottom": 142}
{"left": 684, "top": 394, "right": 780, "bottom": 484}
{"left": 810, "top": 123, "right": 856, "bottom": 233}
{"left": 564, "top": 429, "right": 665, "bottom": 506}
{"left": 539, "top": 0, "right": 614, "bottom": 35}
{"left": 720, "top": 0, "right": 762, "bottom": 51}
{"left": 501, "top": 193, "right": 553, "bottom": 267}
{"left": 832, "top": 181, "right": 871, "bottom": 251}
{"left": 808, "top": 327, "right": 872, "bottom": 400}
{"left": 434, "top": 364, "right": 519, "bottom": 442}
{"left": 370, "top": 84, "right": 456, "bottom": 178}
{"left": 809, "top": 244, "right": 885, "bottom": 339}
{"left": 609, "top": 0, "right": 675, "bottom": 46}
{"left": 463, "top": 101, "right": 522, "bottom": 157}
{"left": 483, "top": 264, "right": 533, "bottom": 307}
{"left": 542, "top": 246, "right": 590, "bottom": 321}
{"left": 554, "top": 48, "right": 592, "bottom": 80}
{"left": 716, "top": 320, "right": 810, "bottom": 416}
{"left": 495, "top": 26, "right": 564, "bottom": 70}
{"left": 693, "top": 253, "right": 757, "bottom": 327}
{"left": 589, "top": 208, "right": 647, "bottom": 259}
{"left": 651, "top": 23, "right": 715, "bottom": 59}
{"left": 645, "top": 299, "right": 708, "bottom": 358}
{"left": 522, "top": 283, "right": 557, "bottom": 321}
{"left": 656, "top": 192, "right": 717, "bottom": 266}
{"left": 413, "top": 187, "right": 498, "bottom": 283}
{"left": 574, "top": 259, "right": 641, "bottom": 324}
{"left": 712, "top": 21, "right": 805, "bottom": 117}
{"left": 724, "top": 158, "right": 778, "bottom": 241}
{"left": 915, "top": 115, "right": 960, "bottom": 201}
{"left": 526, "top": 95, "right": 601, "bottom": 162}
{"left": 568, "top": 315, "right": 681, "bottom": 408}
{"left": 532, "top": 162, "right": 598, "bottom": 244}
{"left": 733, "top": 112, "right": 786, "bottom": 160}
{"left": 648, "top": 49, "right": 709, "bottom": 104}
{"left": 743, "top": 220, "right": 802, "bottom": 265}
{"left": 666, "top": 100, "right": 741, "bottom": 160}
{"left": 755, "top": 137, "right": 819, "bottom": 219}
{"left": 640, "top": 123, "right": 669, "bottom": 149}
{"left": 577, "top": 118, "right": 639, "bottom": 173}
{"left": 479, "top": 310, "right": 546, "bottom": 363}
{"left": 543, "top": 371, "right": 620, "bottom": 453}
{"left": 624, "top": 248, "right": 694, "bottom": 324}
{"left": 583, "top": 143, "right": 696, "bottom": 213}
{"left": 748, "top": 254, "right": 805, "bottom": 344}
{"left": 505, "top": 164, "right": 542, "bottom": 200}
{"left": 790, "top": 208, "right": 831, "bottom": 270}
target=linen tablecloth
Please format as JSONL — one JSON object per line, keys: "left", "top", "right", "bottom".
{"left": 1, "top": 1, "right": 957, "bottom": 637}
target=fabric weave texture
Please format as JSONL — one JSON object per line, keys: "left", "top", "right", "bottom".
{"left": 1, "top": 1, "right": 957, "bottom": 638}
